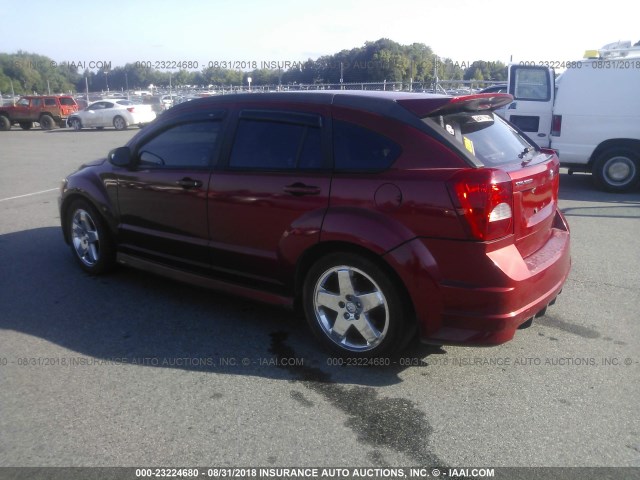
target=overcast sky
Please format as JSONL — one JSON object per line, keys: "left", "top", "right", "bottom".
{"left": 2, "top": 0, "right": 638, "bottom": 69}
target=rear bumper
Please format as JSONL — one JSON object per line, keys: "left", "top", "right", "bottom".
{"left": 386, "top": 209, "right": 571, "bottom": 346}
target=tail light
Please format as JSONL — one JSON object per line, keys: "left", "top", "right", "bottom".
{"left": 447, "top": 169, "right": 514, "bottom": 241}
{"left": 551, "top": 115, "right": 562, "bottom": 136}
{"left": 127, "top": 107, "right": 135, "bottom": 113}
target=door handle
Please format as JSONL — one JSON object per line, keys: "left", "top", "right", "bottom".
{"left": 176, "top": 178, "right": 203, "bottom": 189}
{"left": 283, "top": 182, "right": 321, "bottom": 196}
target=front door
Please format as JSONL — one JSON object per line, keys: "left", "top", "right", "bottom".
{"left": 116, "top": 119, "right": 223, "bottom": 272}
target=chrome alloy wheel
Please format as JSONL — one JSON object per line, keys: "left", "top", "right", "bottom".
{"left": 312, "top": 265, "right": 390, "bottom": 352}
{"left": 71, "top": 209, "right": 100, "bottom": 267}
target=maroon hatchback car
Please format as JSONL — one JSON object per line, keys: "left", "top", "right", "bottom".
{"left": 59, "top": 91, "right": 570, "bottom": 357}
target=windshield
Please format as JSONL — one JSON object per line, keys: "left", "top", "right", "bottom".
{"left": 426, "top": 111, "right": 536, "bottom": 166}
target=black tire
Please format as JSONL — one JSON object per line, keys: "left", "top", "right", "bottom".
{"left": 19, "top": 122, "right": 33, "bottom": 130}
{"left": 69, "top": 118, "right": 82, "bottom": 131}
{"left": 303, "top": 252, "right": 410, "bottom": 358}
{"left": 0, "top": 115, "right": 10, "bottom": 131}
{"left": 39, "top": 114, "right": 55, "bottom": 130}
{"left": 113, "top": 116, "right": 127, "bottom": 130}
{"left": 66, "top": 199, "right": 116, "bottom": 274}
{"left": 592, "top": 147, "right": 640, "bottom": 192}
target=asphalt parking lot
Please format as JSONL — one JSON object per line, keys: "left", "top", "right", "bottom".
{"left": 0, "top": 128, "right": 639, "bottom": 473}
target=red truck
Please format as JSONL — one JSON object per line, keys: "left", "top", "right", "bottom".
{"left": 0, "top": 95, "right": 79, "bottom": 130}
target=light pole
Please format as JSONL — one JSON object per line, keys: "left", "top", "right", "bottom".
{"left": 104, "top": 71, "right": 109, "bottom": 93}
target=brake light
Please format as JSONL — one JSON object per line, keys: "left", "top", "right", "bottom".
{"left": 447, "top": 169, "right": 514, "bottom": 241}
{"left": 127, "top": 107, "right": 135, "bottom": 113}
{"left": 551, "top": 115, "right": 562, "bottom": 136}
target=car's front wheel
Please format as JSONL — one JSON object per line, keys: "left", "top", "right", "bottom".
{"left": 593, "top": 147, "right": 640, "bottom": 192}
{"left": 303, "top": 253, "right": 410, "bottom": 358}
{"left": 67, "top": 199, "right": 115, "bottom": 274}
{"left": 0, "top": 115, "right": 11, "bottom": 131}
{"left": 70, "top": 118, "right": 82, "bottom": 131}
{"left": 113, "top": 116, "right": 127, "bottom": 130}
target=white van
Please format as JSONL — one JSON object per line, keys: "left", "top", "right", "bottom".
{"left": 497, "top": 41, "right": 640, "bottom": 192}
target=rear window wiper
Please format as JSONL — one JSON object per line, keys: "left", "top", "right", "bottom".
{"left": 518, "top": 147, "right": 534, "bottom": 159}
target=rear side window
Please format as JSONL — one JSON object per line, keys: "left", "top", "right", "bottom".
{"left": 138, "top": 121, "right": 221, "bottom": 169}
{"left": 428, "top": 112, "right": 535, "bottom": 167}
{"left": 229, "top": 118, "right": 323, "bottom": 170}
{"left": 44, "top": 98, "right": 56, "bottom": 106}
{"left": 333, "top": 121, "right": 401, "bottom": 171}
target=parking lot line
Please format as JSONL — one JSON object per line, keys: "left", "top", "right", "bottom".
{"left": 0, "top": 188, "right": 59, "bottom": 203}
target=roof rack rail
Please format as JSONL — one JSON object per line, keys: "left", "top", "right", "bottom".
{"left": 589, "top": 41, "right": 640, "bottom": 59}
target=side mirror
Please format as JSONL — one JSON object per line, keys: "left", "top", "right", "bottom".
{"left": 108, "top": 146, "right": 132, "bottom": 167}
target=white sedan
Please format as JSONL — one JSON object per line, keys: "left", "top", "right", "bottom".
{"left": 67, "top": 100, "right": 156, "bottom": 130}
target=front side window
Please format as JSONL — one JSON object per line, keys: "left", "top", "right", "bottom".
{"left": 137, "top": 121, "right": 221, "bottom": 169}
{"left": 333, "top": 120, "right": 401, "bottom": 171}
{"left": 229, "top": 118, "right": 322, "bottom": 170}
{"left": 17, "top": 98, "right": 30, "bottom": 107}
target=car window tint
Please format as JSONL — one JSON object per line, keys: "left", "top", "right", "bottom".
{"left": 333, "top": 120, "right": 401, "bottom": 171}
{"left": 44, "top": 98, "right": 56, "bottom": 106}
{"left": 229, "top": 119, "right": 322, "bottom": 170}
{"left": 17, "top": 98, "right": 29, "bottom": 107}
{"left": 138, "top": 121, "right": 221, "bottom": 169}
{"left": 429, "top": 112, "right": 535, "bottom": 166}
{"left": 59, "top": 97, "right": 76, "bottom": 106}
{"left": 31, "top": 98, "right": 42, "bottom": 107}
{"left": 104, "top": 102, "right": 114, "bottom": 109}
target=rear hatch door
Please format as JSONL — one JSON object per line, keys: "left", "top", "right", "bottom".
{"left": 401, "top": 94, "right": 560, "bottom": 255}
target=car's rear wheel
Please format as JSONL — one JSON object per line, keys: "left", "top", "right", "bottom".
{"left": 39, "top": 114, "right": 55, "bottom": 130}
{"left": 19, "top": 122, "right": 33, "bottom": 130}
{"left": 113, "top": 116, "right": 127, "bottom": 131}
{"left": 0, "top": 115, "right": 11, "bottom": 131}
{"left": 593, "top": 148, "right": 640, "bottom": 192}
{"left": 70, "top": 118, "right": 82, "bottom": 131}
{"left": 303, "top": 252, "right": 409, "bottom": 358}
{"left": 67, "top": 199, "right": 115, "bottom": 274}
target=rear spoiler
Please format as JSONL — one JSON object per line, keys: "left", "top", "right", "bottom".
{"left": 397, "top": 93, "right": 514, "bottom": 117}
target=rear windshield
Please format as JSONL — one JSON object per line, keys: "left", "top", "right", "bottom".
{"left": 59, "top": 97, "right": 76, "bottom": 106}
{"left": 426, "top": 112, "right": 536, "bottom": 166}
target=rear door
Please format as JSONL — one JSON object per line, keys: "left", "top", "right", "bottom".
{"left": 29, "top": 98, "right": 43, "bottom": 122}
{"left": 499, "top": 65, "right": 554, "bottom": 148}
{"left": 207, "top": 107, "right": 331, "bottom": 291}
{"left": 99, "top": 101, "right": 116, "bottom": 127}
